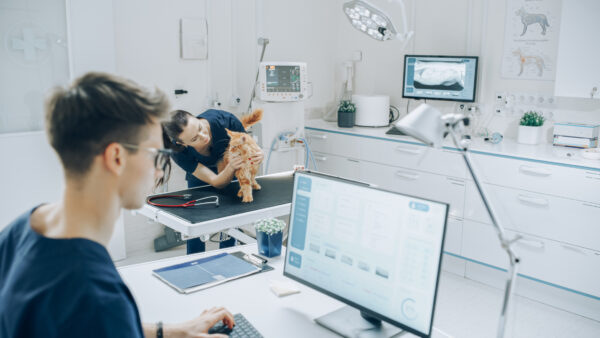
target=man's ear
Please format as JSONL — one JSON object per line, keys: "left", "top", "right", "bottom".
{"left": 103, "top": 143, "right": 126, "bottom": 176}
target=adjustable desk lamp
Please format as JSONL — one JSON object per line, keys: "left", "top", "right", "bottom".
{"left": 395, "top": 104, "right": 521, "bottom": 338}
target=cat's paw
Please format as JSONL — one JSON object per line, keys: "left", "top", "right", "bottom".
{"left": 252, "top": 183, "right": 261, "bottom": 190}
{"left": 237, "top": 190, "right": 243, "bottom": 197}
{"left": 242, "top": 194, "right": 254, "bottom": 203}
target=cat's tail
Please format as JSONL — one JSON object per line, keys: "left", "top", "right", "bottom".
{"left": 241, "top": 109, "right": 263, "bottom": 129}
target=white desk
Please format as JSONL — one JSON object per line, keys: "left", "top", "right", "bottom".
{"left": 119, "top": 244, "right": 600, "bottom": 338}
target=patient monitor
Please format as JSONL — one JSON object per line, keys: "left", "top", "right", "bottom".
{"left": 259, "top": 62, "right": 307, "bottom": 102}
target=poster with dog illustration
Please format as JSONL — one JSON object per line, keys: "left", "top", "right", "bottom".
{"left": 501, "top": 0, "right": 561, "bottom": 80}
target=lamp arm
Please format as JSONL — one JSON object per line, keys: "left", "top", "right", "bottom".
{"left": 447, "top": 128, "right": 520, "bottom": 338}
{"left": 391, "top": 0, "right": 414, "bottom": 42}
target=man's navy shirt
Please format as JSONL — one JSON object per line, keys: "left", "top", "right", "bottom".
{"left": 171, "top": 109, "right": 245, "bottom": 186}
{"left": 0, "top": 207, "right": 143, "bottom": 338}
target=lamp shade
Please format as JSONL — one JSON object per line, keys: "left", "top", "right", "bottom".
{"left": 394, "top": 103, "right": 444, "bottom": 147}
{"left": 342, "top": 0, "right": 398, "bottom": 41}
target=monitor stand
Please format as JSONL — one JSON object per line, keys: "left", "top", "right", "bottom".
{"left": 315, "top": 306, "right": 404, "bottom": 337}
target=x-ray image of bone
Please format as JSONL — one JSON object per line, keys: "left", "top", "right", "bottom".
{"left": 414, "top": 61, "right": 466, "bottom": 91}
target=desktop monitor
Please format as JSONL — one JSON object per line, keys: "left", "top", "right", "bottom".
{"left": 284, "top": 171, "right": 449, "bottom": 338}
{"left": 402, "top": 55, "right": 478, "bottom": 102}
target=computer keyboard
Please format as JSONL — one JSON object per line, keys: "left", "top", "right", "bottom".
{"left": 208, "top": 313, "right": 264, "bottom": 338}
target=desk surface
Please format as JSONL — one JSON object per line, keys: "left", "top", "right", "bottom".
{"left": 119, "top": 245, "right": 600, "bottom": 338}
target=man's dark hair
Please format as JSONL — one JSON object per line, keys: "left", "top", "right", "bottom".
{"left": 45, "top": 72, "right": 169, "bottom": 177}
{"left": 162, "top": 109, "right": 195, "bottom": 152}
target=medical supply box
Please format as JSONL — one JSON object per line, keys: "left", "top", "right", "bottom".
{"left": 553, "top": 122, "right": 599, "bottom": 148}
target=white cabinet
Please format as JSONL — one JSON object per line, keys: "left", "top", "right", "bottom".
{"left": 462, "top": 220, "right": 600, "bottom": 298}
{"left": 305, "top": 123, "right": 600, "bottom": 307}
{"left": 554, "top": 0, "right": 600, "bottom": 99}
{"left": 360, "top": 161, "right": 465, "bottom": 218}
{"left": 312, "top": 151, "right": 360, "bottom": 181}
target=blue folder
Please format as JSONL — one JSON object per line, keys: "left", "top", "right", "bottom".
{"left": 153, "top": 252, "right": 261, "bottom": 293}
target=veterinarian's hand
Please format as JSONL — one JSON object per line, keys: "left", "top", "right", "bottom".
{"left": 227, "top": 154, "right": 244, "bottom": 171}
{"left": 249, "top": 150, "right": 264, "bottom": 165}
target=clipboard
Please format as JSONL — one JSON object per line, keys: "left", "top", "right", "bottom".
{"left": 152, "top": 251, "right": 273, "bottom": 294}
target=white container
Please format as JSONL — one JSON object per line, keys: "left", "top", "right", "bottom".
{"left": 518, "top": 125, "right": 543, "bottom": 144}
{"left": 352, "top": 94, "right": 390, "bottom": 127}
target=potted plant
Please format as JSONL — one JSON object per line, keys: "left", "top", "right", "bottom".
{"left": 254, "top": 218, "right": 286, "bottom": 258}
{"left": 518, "top": 111, "right": 545, "bottom": 144}
{"left": 337, "top": 100, "right": 356, "bottom": 128}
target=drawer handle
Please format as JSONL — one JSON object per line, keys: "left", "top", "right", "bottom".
{"left": 561, "top": 244, "right": 587, "bottom": 255}
{"left": 308, "top": 134, "right": 327, "bottom": 140}
{"left": 517, "top": 194, "right": 549, "bottom": 207}
{"left": 518, "top": 237, "right": 545, "bottom": 249}
{"left": 395, "top": 171, "right": 419, "bottom": 180}
{"left": 519, "top": 165, "right": 552, "bottom": 177}
{"left": 314, "top": 155, "right": 327, "bottom": 161}
{"left": 394, "top": 146, "right": 421, "bottom": 155}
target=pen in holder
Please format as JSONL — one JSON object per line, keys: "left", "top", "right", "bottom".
{"left": 254, "top": 218, "right": 285, "bottom": 258}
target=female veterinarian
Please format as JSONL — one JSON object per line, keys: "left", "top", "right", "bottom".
{"left": 162, "top": 109, "right": 264, "bottom": 254}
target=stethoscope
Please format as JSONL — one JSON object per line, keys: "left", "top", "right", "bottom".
{"left": 147, "top": 194, "right": 219, "bottom": 208}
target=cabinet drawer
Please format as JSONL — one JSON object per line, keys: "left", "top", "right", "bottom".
{"left": 361, "top": 137, "right": 467, "bottom": 178}
{"left": 306, "top": 130, "right": 361, "bottom": 159}
{"left": 471, "top": 153, "right": 600, "bottom": 203}
{"left": 360, "top": 161, "right": 465, "bottom": 218}
{"left": 444, "top": 216, "right": 463, "bottom": 255}
{"left": 462, "top": 221, "right": 600, "bottom": 298}
{"left": 465, "top": 183, "right": 600, "bottom": 250}
{"left": 312, "top": 152, "right": 360, "bottom": 181}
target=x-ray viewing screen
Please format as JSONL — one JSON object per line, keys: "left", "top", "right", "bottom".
{"left": 265, "top": 65, "right": 301, "bottom": 92}
{"left": 402, "top": 55, "right": 478, "bottom": 102}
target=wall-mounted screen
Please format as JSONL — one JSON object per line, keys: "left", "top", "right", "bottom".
{"left": 402, "top": 55, "right": 478, "bottom": 102}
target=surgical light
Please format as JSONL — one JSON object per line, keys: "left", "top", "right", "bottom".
{"left": 395, "top": 103, "right": 522, "bottom": 338}
{"left": 342, "top": 0, "right": 413, "bottom": 42}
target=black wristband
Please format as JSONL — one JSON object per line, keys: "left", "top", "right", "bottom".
{"left": 156, "top": 321, "right": 163, "bottom": 338}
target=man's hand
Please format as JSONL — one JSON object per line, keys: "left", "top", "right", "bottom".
{"left": 162, "top": 307, "right": 235, "bottom": 338}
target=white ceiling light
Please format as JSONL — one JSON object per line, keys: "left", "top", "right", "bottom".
{"left": 342, "top": 0, "right": 413, "bottom": 42}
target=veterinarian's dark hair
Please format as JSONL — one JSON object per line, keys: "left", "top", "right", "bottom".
{"left": 45, "top": 72, "right": 169, "bottom": 178}
{"left": 162, "top": 109, "right": 195, "bottom": 152}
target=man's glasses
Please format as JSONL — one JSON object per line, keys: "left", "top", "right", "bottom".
{"left": 120, "top": 143, "right": 173, "bottom": 186}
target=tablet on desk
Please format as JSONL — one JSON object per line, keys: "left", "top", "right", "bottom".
{"left": 152, "top": 252, "right": 262, "bottom": 294}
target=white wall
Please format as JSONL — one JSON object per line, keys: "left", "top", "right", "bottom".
{"left": 330, "top": 0, "right": 599, "bottom": 139}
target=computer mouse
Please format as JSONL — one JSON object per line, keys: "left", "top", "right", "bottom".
{"left": 208, "top": 322, "right": 233, "bottom": 335}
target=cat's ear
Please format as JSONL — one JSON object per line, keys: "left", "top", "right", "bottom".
{"left": 225, "top": 128, "right": 233, "bottom": 137}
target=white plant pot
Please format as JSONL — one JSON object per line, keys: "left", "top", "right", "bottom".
{"left": 518, "top": 125, "right": 543, "bottom": 145}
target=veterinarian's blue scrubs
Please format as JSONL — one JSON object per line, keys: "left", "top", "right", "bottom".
{"left": 171, "top": 109, "right": 246, "bottom": 254}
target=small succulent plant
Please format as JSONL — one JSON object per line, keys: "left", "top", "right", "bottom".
{"left": 338, "top": 100, "right": 356, "bottom": 113}
{"left": 520, "top": 111, "right": 545, "bottom": 127}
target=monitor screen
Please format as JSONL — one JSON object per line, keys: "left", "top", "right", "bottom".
{"left": 402, "top": 55, "right": 478, "bottom": 102}
{"left": 265, "top": 65, "right": 301, "bottom": 92}
{"left": 284, "top": 171, "right": 449, "bottom": 337}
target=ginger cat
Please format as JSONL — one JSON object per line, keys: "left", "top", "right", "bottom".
{"left": 218, "top": 109, "right": 263, "bottom": 202}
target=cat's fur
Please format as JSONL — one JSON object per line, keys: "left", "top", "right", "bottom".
{"left": 516, "top": 7, "right": 549, "bottom": 36}
{"left": 218, "top": 109, "right": 263, "bottom": 202}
